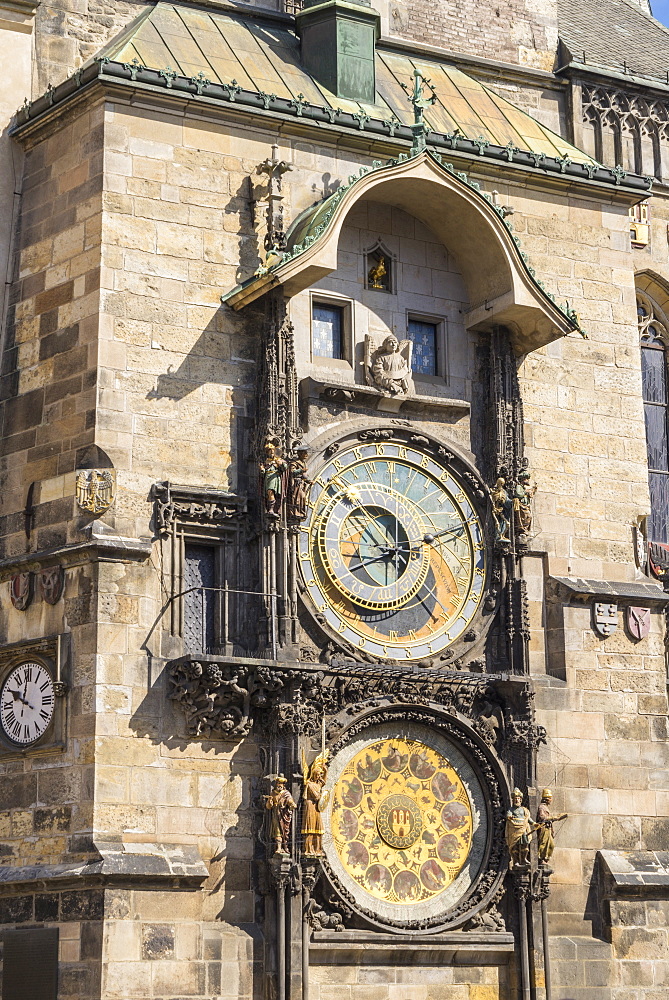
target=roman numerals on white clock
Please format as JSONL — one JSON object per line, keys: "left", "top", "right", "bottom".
{"left": 1, "top": 660, "right": 55, "bottom": 746}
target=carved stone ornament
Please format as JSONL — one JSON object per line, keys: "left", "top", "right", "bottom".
{"left": 634, "top": 516, "right": 648, "bottom": 573}
{"left": 169, "top": 659, "right": 287, "bottom": 740}
{"left": 593, "top": 602, "right": 618, "bottom": 637}
{"left": 76, "top": 469, "right": 116, "bottom": 515}
{"left": 38, "top": 566, "right": 65, "bottom": 605}
{"left": 153, "top": 482, "right": 246, "bottom": 534}
{"left": 625, "top": 606, "right": 651, "bottom": 641}
{"left": 364, "top": 334, "right": 414, "bottom": 395}
{"left": 9, "top": 572, "right": 33, "bottom": 611}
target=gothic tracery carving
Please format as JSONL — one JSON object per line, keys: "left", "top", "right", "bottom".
{"left": 582, "top": 83, "right": 665, "bottom": 178}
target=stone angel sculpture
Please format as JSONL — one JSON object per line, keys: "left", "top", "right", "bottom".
{"left": 364, "top": 334, "right": 413, "bottom": 395}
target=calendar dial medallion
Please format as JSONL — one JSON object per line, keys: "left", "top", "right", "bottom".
{"left": 330, "top": 737, "right": 473, "bottom": 906}
{"left": 300, "top": 438, "right": 485, "bottom": 661}
{"left": 0, "top": 661, "right": 55, "bottom": 746}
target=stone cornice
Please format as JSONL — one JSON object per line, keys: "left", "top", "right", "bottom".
{"left": 550, "top": 576, "right": 669, "bottom": 604}
{"left": 10, "top": 58, "right": 651, "bottom": 197}
{"left": 0, "top": 531, "right": 152, "bottom": 580}
{"left": 0, "top": 841, "right": 208, "bottom": 892}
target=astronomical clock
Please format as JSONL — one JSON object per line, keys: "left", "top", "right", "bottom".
{"left": 291, "top": 424, "right": 508, "bottom": 934}
{"left": 298, "top": 428, "right": 487, "bottom": 663}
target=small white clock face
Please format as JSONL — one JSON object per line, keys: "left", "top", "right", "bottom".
{"left": 1, "top": 661, "right": 55, "bottom": 745}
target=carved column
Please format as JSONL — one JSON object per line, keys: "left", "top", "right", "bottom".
{"left": 300, "top": 858, "right": 321, "bottom": 1000}
{"left": 511, "top": 866, "right": 532, "bottom": 1000}
{"left": 533, "top": 865, "right": 553, "bottom": 1000}
{"left": 270, "top": 854, "right": 294, "bottom": 1000}
{"left": 254, "top": 289, "right": 303, "bottom": 657}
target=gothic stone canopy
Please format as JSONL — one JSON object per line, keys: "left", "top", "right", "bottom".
{"left": 222, "top": 149, "right": 582, "bottom": 353}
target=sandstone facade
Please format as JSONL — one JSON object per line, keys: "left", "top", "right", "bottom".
{"left": 1, "top": 2, "right": 669, "bottom": 1000}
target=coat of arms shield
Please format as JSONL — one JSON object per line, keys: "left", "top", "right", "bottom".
{"left": 9, "top": 572, "right": 33, "bottom": 611}
{"left": 625, "top": 606, "right": 651, "bottom": 641}
{"left": 76, "top": 469, "right": 116, "bottom": 515}
{"left": 39, "top": 566, "right": 65, "bottom": 605}
{"left": 593, "top": 602, "right": 618, "bottom": 637}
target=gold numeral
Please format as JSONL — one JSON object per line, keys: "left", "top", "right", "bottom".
{"left": 358, "top": 638, "right": 365, "bottom": 648}
{"left": 387, "top": 461, "right": 395, "bottom": 474}
{"left": 375, "top": 443, "right": 385, "bottom": 456}
{"left": 408, "top": 630, "right": 417, "bottom": 641}
{"left": 334, "top": 458, "right": 344, "bottom": 472}
{"left": 398, "top": 446, "right": 407, "bottom": 459}
{"left": 353, "top": 447, "right": 362, "bottom": 460}
{"left": 389, "top": 630, "right": 398, "bottom": 641}
{"left": 338, "top": 622, "right": 346, "bottom": 633}
{"left": 420, "top": 455, "right": 429, "bottom": 468}
{"left": 365, "top": 462, "right": 377, "bottom": 476}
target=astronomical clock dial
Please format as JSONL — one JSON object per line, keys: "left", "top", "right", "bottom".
{"left": 329, "top": 737, "right": 473, "bottom": 908}
{"left": 0, "top": 661, "right": 55, "bottom": 746}
{"left": 299, "top": 438, "right": 485, "bottom": 660}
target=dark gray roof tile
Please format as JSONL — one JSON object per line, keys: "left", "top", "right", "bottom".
{"left": 559, "top": 0, "right": 669, "bottom": 82}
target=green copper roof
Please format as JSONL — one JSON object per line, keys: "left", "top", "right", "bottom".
{"left": 105, "top": 2, "right": 594, "bottom": 164}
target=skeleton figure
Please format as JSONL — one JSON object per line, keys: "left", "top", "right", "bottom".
{"left": 365, "top": 334, "right": 413, "bottom": 395}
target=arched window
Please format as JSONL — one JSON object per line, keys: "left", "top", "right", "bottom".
{"left": 638, "top": 292, "right": 669, "bottom": 543}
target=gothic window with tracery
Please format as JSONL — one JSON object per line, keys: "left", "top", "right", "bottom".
{"left": 638, "top": 292, "right": 669, "bottom": 543}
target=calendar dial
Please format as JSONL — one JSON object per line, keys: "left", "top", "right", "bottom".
{"left": 1, "top": 661, "right": 55, "bottom": 746}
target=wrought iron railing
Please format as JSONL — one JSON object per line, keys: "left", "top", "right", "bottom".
{"left": 178, "top": 585, "right": 282, "bottom": 660}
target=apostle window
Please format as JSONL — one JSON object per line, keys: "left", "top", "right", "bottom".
{"left": 638, "top": 292, "right": 669, "bottom": 544}
{"left": 407, "top": 317, "right": 438, "bottom": 376}
{"left": 312, "top": 302, "right": 344, "bottom": 359}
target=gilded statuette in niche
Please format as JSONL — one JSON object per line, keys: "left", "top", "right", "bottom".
{"left": 76, "top": 469, "right": 116, "bottom": 515}
{"left": 330, "top": 738, "right": 473, "bottom": 905}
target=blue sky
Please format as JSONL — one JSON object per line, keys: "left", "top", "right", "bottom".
{"left": 651, "top": 0, "right": 669, "bottom": 27}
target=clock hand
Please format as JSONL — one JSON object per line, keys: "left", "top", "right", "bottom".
{"left": 392, "top": 519, "right": 478, "bottom": 551}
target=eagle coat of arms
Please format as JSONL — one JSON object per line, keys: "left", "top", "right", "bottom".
{"left": 76, "top": 469, "right": 116, "bottom": 515}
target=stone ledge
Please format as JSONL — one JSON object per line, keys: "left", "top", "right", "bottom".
{"left": 550, "top": 576, "right": 669, "bottom": 604}
{"left": 599, "top": 849, "right": 669, "bottom": 898}
{"left": 0, "top": 842, "right": 208, "bottom": 892}
{"left": 0, "top": 530, "right": 153, "bottom": 580}
{"left": 311, "top": 930, "right": 514, "bottom": 965}
{"left": 301, "top": 376, "right": 471, "bottom": 415}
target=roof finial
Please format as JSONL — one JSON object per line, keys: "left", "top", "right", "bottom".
{"left": 400, "top": 69, "right": 437, "bottom": 155}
